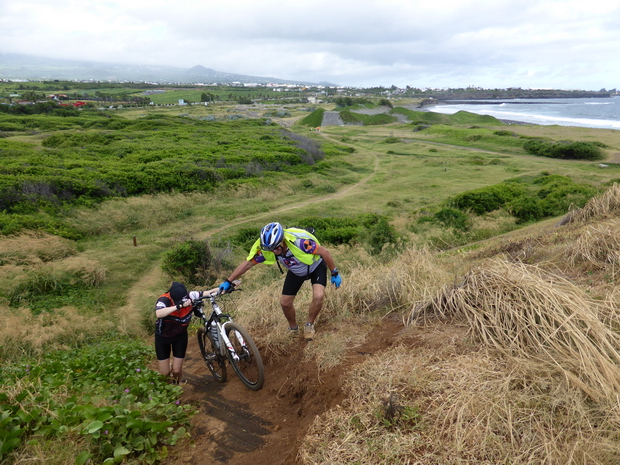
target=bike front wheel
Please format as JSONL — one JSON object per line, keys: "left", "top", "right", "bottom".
{"left": 225, "top": 322, "right": 264, "bottom": 391}
{"left": 197, "top": 327, "right": 227, "bottom": 383}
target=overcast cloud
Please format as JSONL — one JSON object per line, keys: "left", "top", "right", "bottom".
{"left": 1, "top": 0, "right": 619, "bottom": 89}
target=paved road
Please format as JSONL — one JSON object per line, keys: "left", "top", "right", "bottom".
{"left": 321, "top": 111, "right": 344, "bottom": 126}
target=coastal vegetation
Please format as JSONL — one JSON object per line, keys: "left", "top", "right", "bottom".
{"left": 3, "top": 85, "right": 620, "bottom": 463}
{"left": 523, "top": 138, "right": 605, "bottom": 160}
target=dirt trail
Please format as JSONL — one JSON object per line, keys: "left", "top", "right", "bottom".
{"left": 161, "top": 316, "right": 405, "bottom": 464}
{"left": 139, "top": 132, "right": 400, "bottom": 463}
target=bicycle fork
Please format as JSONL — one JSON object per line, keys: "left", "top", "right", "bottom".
{"left": 216, "top": 321, "right": 245, "bottom": 362}
{"left": 209, "top": 299, "right": 247, "bottom": 362}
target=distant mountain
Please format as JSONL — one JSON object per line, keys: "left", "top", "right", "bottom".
{"left": 0, "top": 53, "right": 333, "bottom": 86}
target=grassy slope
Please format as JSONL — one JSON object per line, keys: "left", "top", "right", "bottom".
{"left": 4, "top": 103, "right": 620, "bottom": 463}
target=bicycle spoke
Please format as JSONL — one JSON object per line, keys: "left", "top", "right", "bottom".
{"left": 197, "top": 327, "right": 227, "bottom": 382}
{"left": 225, "top": 322, "right": 264, "bottom": 390}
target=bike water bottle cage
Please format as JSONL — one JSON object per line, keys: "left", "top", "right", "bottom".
{"left": 260, "top": 222, "right": 284, "bottom": 251}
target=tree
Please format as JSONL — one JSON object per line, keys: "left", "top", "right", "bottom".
{"left": 21, "top": 91, "right": 44, "bottom": 102}
{"left": 335, "top": 97, "right": 354, "bottom": 107}
{"left": 201, "top": 92, "right": 216, "bottom": 102}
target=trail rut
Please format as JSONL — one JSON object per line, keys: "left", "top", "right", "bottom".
{"left": 161, "top": 316, "right": 405, "bottom": 464}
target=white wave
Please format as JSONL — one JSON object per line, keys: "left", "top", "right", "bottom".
{"left": 428, "top": 105, "right": 620, "bottom": 129}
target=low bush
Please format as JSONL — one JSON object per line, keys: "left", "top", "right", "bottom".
{"left": 161, "top": 239, "right": 216, "bottom": 286}
{"left": 523, "top": 139, "right": 604, "bottom": 160}
{"left": 449, "top": 183, "right": 527, "bottom": 215}
{"left": 0, "top": 337, "right": 193, "bottom": 464}
{"left": 432, "top": 207, "right": 471, "bottom": 231}
{"left": 223, "top": 214, "right": 399, "bottom": 257}
{"left": 447, "top": 173, "right": 600, "bottom": 224}
{"left": 364, "top": 216, "right": 399, "bottom": 255}
{"left": 505, "top": 197, "right": 545, "bottom": 223}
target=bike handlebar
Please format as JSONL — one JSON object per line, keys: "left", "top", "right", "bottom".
{"left": 192, "top": 286, "right": 241, "bottom": 303}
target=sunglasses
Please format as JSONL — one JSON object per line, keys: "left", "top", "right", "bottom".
{"left": 264, "top": 242, "right": 284, "bottom": 252}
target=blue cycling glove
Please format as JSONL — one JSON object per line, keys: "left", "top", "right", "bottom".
{"left": 219, "top": 279, "right": 232, "bottom": 293}
{"left": 330, "top": 269, "right": 342, "bottom": 288}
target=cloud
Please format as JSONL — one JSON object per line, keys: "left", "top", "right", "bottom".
{"left": 1, "top": 0, "right": 619, "bottom": 89}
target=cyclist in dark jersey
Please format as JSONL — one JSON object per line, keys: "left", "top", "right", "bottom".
{"left": 154, "top": 282, "right": 202, "bottom": 383}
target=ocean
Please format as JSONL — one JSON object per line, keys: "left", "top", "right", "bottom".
{"left": 427, "top": 96, "right": 620, "bottom": 130}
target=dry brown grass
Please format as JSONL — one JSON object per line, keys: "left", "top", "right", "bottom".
{"left": 0, "top": 304, "right": 115, "bottom": 358}
{"left": 560, "top": 219, "right": 620, "bottom": 272}
{"left": 323, "top": 247, "right": 449, "bottom": 321}
{"left": 302, "top": 324, "right": 368, "bottom": 372}
{"left": 300, "top": 184, "right": 620, "bottom": 465}
{"left": 0, "top": 255, "right": 109, "bottom": 358}
{"left": 301, "top": 342, "right": 620, "bottom": 465}
{"left": 563, "top": 182, "right": 620, "bottom": 224}
{"left": 232, "top": 246, "right": 451, "bottom": 357}
{"left": 0, "top": 231, "right": 76, "bottom": 265}
{"left": 409, "top": 259, "right": 620, "bottom": 401}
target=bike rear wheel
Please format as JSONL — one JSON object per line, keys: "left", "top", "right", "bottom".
{"left": 197, "top": 327, "right": 227, "bottom": 382}
{"left": 225, "top": 322, "right": 264, "bottom": 391}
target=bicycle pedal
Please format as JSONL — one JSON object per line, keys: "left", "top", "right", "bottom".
{"left": 205, "top": 353, "right": 217, "bottom": 361}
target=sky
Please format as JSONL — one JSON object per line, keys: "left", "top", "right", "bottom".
{"left": 1, "top": 0, "right": 619, "bottom": 90}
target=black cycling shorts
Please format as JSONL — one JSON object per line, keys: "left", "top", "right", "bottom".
{"left": 154, "top": 332, "right": 188, "bottom": 360}
{"left": 282, "top": 260, "right": 327, "bottom": 296}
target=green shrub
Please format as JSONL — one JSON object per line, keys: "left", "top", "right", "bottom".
{"left": 539, "top": 184, "right": 599, "bottom": 217}
{"left": 365, "top": 216, "right": 399, "bottom": 255}
{"left": 42, "top": 132, "right": 119, "bottom": 148}
{"left": 432, "top": 207, "right": 471, "bottom": 231}
{"left": 449, "top": 183, "right": 527, "bottom": 215}
{"left": 161, "top": 239, "right": 215, "bottom": 286}
{"left": 505, "top": 197, "right": 545, "bottom": 223}
{"left": 292, "top": 216, "right": 362, "bottom": 245}
{"left": 228, "top": 226, "right": 261, "bottom": 250}
{"left": 523, "top": 139, "right": 604, "bottom": 160}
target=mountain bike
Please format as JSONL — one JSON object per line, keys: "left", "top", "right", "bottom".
{"left": 192, "top": 284, "right": 265, "bottom": 391}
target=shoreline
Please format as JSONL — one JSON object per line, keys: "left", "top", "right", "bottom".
{"left": 499, "top": 119, "right": 540, "bottom": 126}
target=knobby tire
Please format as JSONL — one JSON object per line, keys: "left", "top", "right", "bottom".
{"left": 197, "top": 326, "right": 227, "bottom": 382}
{"left": 225, "top": 322, "right": 264, "bottom": 391}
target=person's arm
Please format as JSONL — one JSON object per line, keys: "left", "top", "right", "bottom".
{"left": 155, "top": 299, "right": 190, "bottom": 319}
{"left": 313, "top": 245, "right": 337, "bottom": 273}
{"left": 314, "top": 245, "right": 342, "bottom": 288}
{"left": 227, "top": 260, "right": 257, "bottom": 282}
{"left": 219, "top": 261, "right": 256, "bottom": 292}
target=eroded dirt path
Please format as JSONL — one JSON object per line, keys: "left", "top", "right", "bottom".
{"left": 140, "top": 132, "right": 386, "bottom": 463}
{"left": 161, "top": 316, "right": 404, "bottom": 465}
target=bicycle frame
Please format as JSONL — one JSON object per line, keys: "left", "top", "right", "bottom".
{"left": 192, "top": 287, "right": 265, "bottom": 391}
{"left": 203, "top": 293, "right": 244, "bottom": 362}
{"left": 194, "top": 291, "right": 243, "bottom": 362}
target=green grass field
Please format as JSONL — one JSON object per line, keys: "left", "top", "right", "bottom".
{"left": 4, "top": 96, "right": 620, "bottom": 464}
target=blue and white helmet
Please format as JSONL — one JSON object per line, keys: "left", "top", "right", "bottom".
{"left": 260, "top": 222, "right": 284, "bottom": 251}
